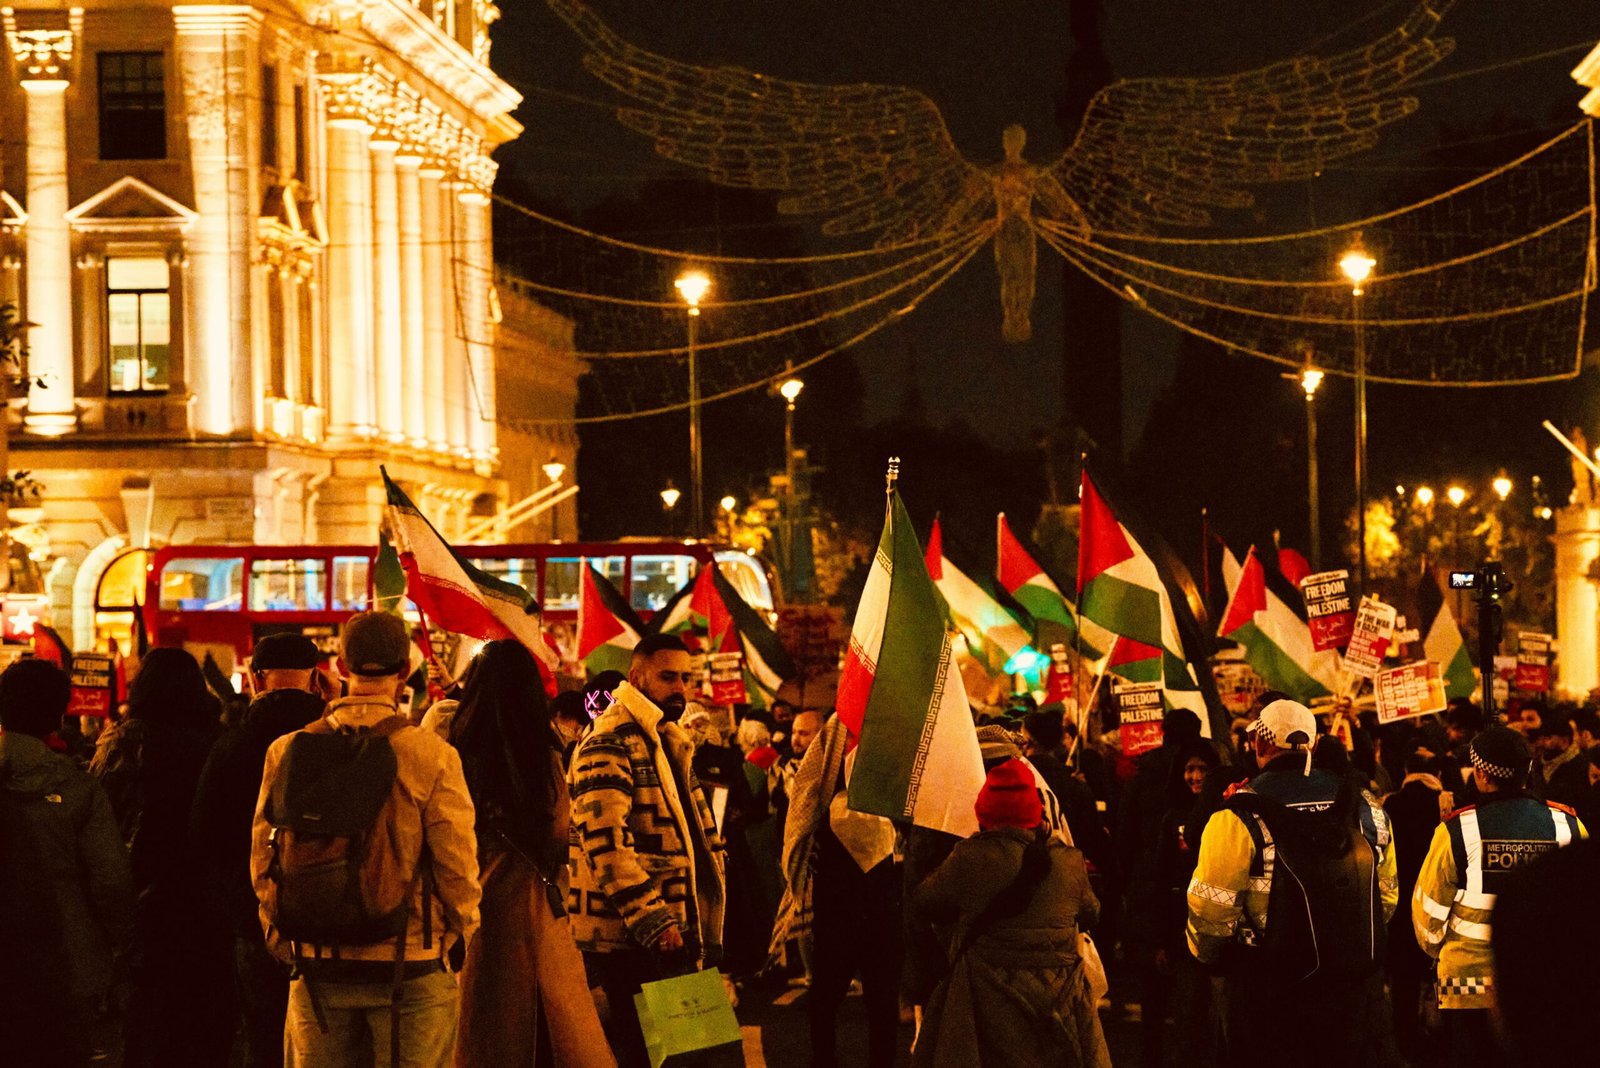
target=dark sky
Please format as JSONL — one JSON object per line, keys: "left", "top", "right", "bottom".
{"left": 489, "top": 1, "right": 1597, "bottom": 452}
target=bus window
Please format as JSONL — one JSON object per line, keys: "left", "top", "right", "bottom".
{"left": 715, "top": 551, "right": 775, "bottom": 614}
{"left": 546, "top": 556, "right": 624, "bottom": 612}
{"left": 249, "top": 558, "right": 328, "bottom": 612}
{"left": 159, "top": 557, "right": 244, "bottom": 612}
{"left": 475, "top": 557, "right": 540, "bottom": 599}
{"left": 630, "top": 554, "right": 695, "bottom": 613}
{"left": 330, "top": 556, "right": 371, "bottom": 611}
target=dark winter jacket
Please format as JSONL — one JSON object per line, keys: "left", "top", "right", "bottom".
{"left": 190, "top": 688, "right": 325, "bottom": 938}
{"left": 0, "top": 730, "right": 133, "bottom": 1001}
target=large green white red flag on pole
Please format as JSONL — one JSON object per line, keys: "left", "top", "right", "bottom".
{"left": 381, "top": 468, "right": 559, "bottom": 694}
{"left": 996, "top": 512, "right": 1112, "bottom": 659}
{"left": 1216, "top": 546, "right": 1338, "bottom": 702}
{"left": 1417, "top": 568, "right": 1476, "bottom": 700}
{"left": 1076, "top": 468, "right": 1209, "bottom": 726}
{"left": 838, "top": 481, "right": 984, "bottom": 837}
{"left": 925, "top": 516, "right": 1033, "bottom": 677}
{"left": 576, "top": 563, "right": 641, "bottom": 676}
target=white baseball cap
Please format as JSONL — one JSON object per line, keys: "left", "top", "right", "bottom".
{"left": 1248, "top": 699, "right": 1317, "bottom": 749}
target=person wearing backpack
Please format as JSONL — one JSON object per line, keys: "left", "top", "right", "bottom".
{"left": 252, "top": 611, "right": 482, "bottom": 1068}
{"left": 0, "top": 659, "right": 133, "bottom": 1068}
{"left": 1185, "top": 699, "right": 1398, "bottom": 1066}
{"left": 1411, "top": 726, "right": 1586, "bottom": 1068}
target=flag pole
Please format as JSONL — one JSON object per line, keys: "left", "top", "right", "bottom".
{"left": 885, "top": 455, "right": 901, "bottom": 498}
{"left": 1070, "top": 635, "right": 1118, "bottom": 763}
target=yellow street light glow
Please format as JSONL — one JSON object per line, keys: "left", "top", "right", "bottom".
{"left": 779, "top": 377, "right": 805, "bottom": 403}
{"left": 1492, "top": 475, "right": 1512, "bottom": 501}
{"left": 1300, "top": 368, "right": 1324, "bottom": 398}
{"left": 1537, "top": 506, "right": 1554, "bottom": 520}
{"left": 541, "top": 457, "right": 566, "bottom": 484}
{"left": 674, "top": 269, "right": 711, "bottom": 310}
{"left": 1415, "top": 486, "right": 1435, "bottom": 507}
{"left": 1339, "top": 245, "right": 1376, "bottom": 292}
{"left": 660, "top": 485, "right": 681, "bottom": 510}
{"left": 720, "top": 495, "right": 737, "bottom": 512}
{"left": 1446, "top": 485, "right": 1467, "bottom": 507}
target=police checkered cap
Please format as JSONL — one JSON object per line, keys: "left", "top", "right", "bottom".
{"left": 1248, "top": 699, "right": 1316, "bottom": 750}
{"left": 1469, "top": 726, "right": 1531, "bottom": 785}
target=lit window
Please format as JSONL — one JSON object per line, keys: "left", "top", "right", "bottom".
{"left": 106, "top": 257, "right": 171, "bottom": 394}
{"left": 249, "top": 558, "right": 328, "bottom": 612}
{"left": 98, "top": 52, "right": 165, "bottom": 161}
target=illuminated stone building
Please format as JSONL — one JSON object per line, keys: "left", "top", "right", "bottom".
{"left": 0, "top": 2, "right": 576, "bottom": 649}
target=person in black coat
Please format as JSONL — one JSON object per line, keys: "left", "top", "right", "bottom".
{"left": 190, "top": 635, "right": 328, "bottom": 1068}
{"left": 1383, "top": 749, "right": 1444, "bottom": 1061}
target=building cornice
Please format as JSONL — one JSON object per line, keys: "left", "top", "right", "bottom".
{"left": 358, "top": 0, "right": 521, "bottom": 129}
{"left": 1576, "top": 42, "right": 1600, "bottom": 118}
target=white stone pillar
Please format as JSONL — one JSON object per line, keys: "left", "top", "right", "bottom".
{"left": 19, "top": 77, "right": 74, "bottom": 433}
{"left": 370, "top": 136, "right": 404, "bottom": 442}
{"left": 418, "top": 165, "right": 449, "bottom": 452}
{"left": 1555, "top": 505, "right": 1600, "bottom": 697}
{"left": 174, "top": 6, "right": 259, "bottom": 436}
{"left": 323, "top": 100, "right": 375, "bottom": 440}
{"left": 395, "top": 152, "right": 426, "bottom": 447}
{"left": 459, "top": 187, "right": 495, "bottom": 467}
{"left": 442, "top": 179, "right": 471, "bottom": 459}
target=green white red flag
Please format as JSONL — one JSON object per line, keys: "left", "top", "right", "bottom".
{"left": 381, "top": 468, "right": 558, "bottom": 694}
{"left": 651, "top": 565, "right": 734, "bottom": 653}
{"left": 1076, "top": 468, "right": 1208, "bottom": 725}
{"left": 577, "top": 563, "right": 642, "bottom": 676}
{"left": 838, "top": 491, "right": 984, "bottom": 837}
{"left": 1216, "top": 546, "right": 1337, "bottom": 702}
{"left": 1417, "top": 568, "right": 1476, "bottom": 700}
{"left": 925, "top": 516, "right": 1034, "bottom": 677}
{"left": 996, "top": 512, "right": 1112, "bottom": 659}
{"left": 650, "top": 564, "right": 795, "bottom": 709}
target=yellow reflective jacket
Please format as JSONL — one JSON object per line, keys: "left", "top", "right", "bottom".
{"left": 1186, "top": 767, "right": 1397, "bottom": 965}
{"left": 1412, "top": 795, "right": 1585, "bottom": 1009}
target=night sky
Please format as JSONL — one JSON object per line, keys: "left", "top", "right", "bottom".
{"left": 489, "top": 0, "right": 1599, "bottom": 559}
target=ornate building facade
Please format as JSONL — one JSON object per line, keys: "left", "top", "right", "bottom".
{"left": 0, "top": 2, "right": 575, "bottom": 647}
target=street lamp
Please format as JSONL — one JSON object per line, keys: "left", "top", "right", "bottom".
{"left": 1447, "top": 485, "right": 1467, "bottom": 508}
{"left": 1339, "top": 237, "right": 1376, "bottom": 589}
{"left": 542, "top": 457, "right": 566, "bottom": 540}
{"left": 1415, "top": 486, "right": 1435, "bottom": 507}
{"left": 660, "top": 482, "right": 681, "bottom": 524}
{"left": 1492, "top": 474, "right": 1512, "bottom": 501}
{"left": 1300, "top": 366, "right": 1324, "bottom": 566}
{"left": 778, "top": 374, "right": 805, "bottom": 585}
{"left": 675, "top": 270, "right": 711, "bottom": 537}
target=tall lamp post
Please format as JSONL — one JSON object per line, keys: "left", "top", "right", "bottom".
{"left": 779, "top": 375, "right": 804, "bottom": 585}
{"left": 660, "top": 482, "right": 681, "bottom": 536}
{"left": 1339, "top": 239, "right": 1376, "bottom": 589}
{"left": 1300, "top": 367, "right": 1324, "bottom": 567}
{"left": 541, "top": 457, "right": 566, "bottom": 540}
{"left": 674, "top": 270, "right": 711, "bottom": 537}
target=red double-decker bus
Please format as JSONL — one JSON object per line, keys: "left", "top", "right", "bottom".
{"left": 141, "top": 540, "right": 777, "bottom": 671}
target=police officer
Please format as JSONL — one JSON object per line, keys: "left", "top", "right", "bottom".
{"left": 1186, "top": 699, "right": 1397, "bottom": 1064}
{"left": 1412, "top": 726, "right": 1586, "bottom": 1068}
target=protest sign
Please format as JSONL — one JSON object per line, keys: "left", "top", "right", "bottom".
{"left": 1300, "top": 570, "right": 1355, "bottom": 651}
{"left": 1342, "top": 596, "right": 1398, "bottom": 680}
{"left": 1045, "top": 643, "right": 1073, "bottom": 704}
{"left": 69, "top": 652, "right": 115, "bottom": 718}
{"left": 1515, "top": 632, "right": 1552, "bottom": 693}
{"left": 707, "top": 651, "right": 748, "bottom": 706}
{"left": 1493, "top": 655, "right": 1517, "bottom": 703}
{"left": 1375, "top": 661, "right": 1447, "bottom": 723}
{"left": 1114, "top": 679, "right": 1165, "bottom": 758}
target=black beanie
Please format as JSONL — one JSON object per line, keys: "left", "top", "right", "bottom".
{"left": 1469, "top": 726, "right": 1532, "bottom": 786}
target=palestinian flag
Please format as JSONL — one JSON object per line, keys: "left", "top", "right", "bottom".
{"left": 1076, "top": 467, "right": 1209, "bottom": 726}
{"left": 650, "top": 565, "right": 795, "bottom": 708}
{"left": 577, "top": 563, "right": 642, "bottom": 676}
{"left": 1418, "top": 568, "right": 1476, "bottom": 700}
{"left": 1106, "top": 635, "right": 1165, "bottom": 683}
{"left": 381, "top": 468, "right": 559, "bottom": 694}
{"left": 997, "top": 512, "right": 1112, "bottom": 659}
{"left": 651, "top": 565, "right": 733, "bottom": 653}
{"left": 838, "top": 490, "right": 985, "bottom": 837}
{"left": 1217, "top": 547, "right": 1337, "bottom": 702}
{"left": 926, "top": 517, "right": 1035, "bottom": 677}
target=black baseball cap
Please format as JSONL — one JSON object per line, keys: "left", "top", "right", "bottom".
{"left": 250, "top": 633, "right": 322, "bottom": 672}
{"left": 340, "top": 612, "right": 411, "bottom": 677}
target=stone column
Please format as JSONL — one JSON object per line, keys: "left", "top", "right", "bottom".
{"left": 174, "top": 6, "right": 259, "bottom": 436}
{"left": 7, "top": 21, "right": 75, "bottom": 433}
{"left": 369, "top": 135, "right": 404, "bottom": 442}
{"left": 441, "top": 180, "right": 470, "bottom": 459}
{"left": 458, "top": 186, "right": 495, "bottom": 467}
{"left": 418, "top": 165, "right": 449, "bottom": 452}
{"left": 1555, "top": 505, "right": 1600, "bottom": 697}
{"left": 321, "top": 78, "right": 375, "bottom": 440}
{"left": 395, "top": 151, "right": 426, "bottom": 447}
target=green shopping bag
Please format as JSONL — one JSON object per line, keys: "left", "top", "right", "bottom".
{"left": 632, "top": 967, "right": 744, "bottom": 1068}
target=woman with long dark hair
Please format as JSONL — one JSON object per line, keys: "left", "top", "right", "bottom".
{"left": 448, "top": 640, "right": 614, "bottom": 1068}
{"left": 90, "top": 647, "right": 233, "bottom": 1068}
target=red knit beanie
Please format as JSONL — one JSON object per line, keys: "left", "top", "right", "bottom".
{"left": 974, "top": 758, "right": 1043, "bottom": 831}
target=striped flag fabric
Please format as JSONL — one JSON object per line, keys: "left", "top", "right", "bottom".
{"left": 996, "top": 512, "right": 1113, "bottom": 659}
{"left": 381, "top": 468, "right": 559, "bottom": 693}
{"left": 650, "top": 564, "right": 796, "bottom": 708}
{"left": 838, "top": 489, "right": 985, "bottom": 837}
{"left": 1076, "top": 467, "right": 1209, "bottom": 726}
{"left": 577, "top": 563, "right": 642, "bottom": 676}
{"left": 651, "top": 565, "right": 734, "bottom": 653}
{"left": 926, "top": 516, "right": 1035, "bottom": 677}
{"left": 1217, "top": 546, "right": 1338, "bottom": 702}
{"left": 1418, "top": 568, "right": 1476, "bottom": 699}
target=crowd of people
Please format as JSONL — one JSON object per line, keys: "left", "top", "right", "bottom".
{"left": 0, "top": 612, "right": 1595, "bottom": 1068}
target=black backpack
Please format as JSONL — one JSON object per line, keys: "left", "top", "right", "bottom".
{"left": 1227, "top": 781, "right": 1382, "bottom": 983}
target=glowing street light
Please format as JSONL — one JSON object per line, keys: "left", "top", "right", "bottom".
{"left": 675, "top": 269, "right": 712, "bottom": 536}
{"left": 1415, "top": 486, "right": 1435, "bottom": 507}
{"left": 779, "top": 377, "right": 805, "bottom": 404}
{"left": 1447, "top": 485, "right": 1467, "bottom": 508}
{"left": 541, "top": 457, "right": 566, "bottom": 540}
{"left": 778, "top": 372, "right": 807, "bottom": 589}
{"left": 720, "top": 495, "right": 737, "bottom": 513}
{"left": 660, "top": 483, "right": 681, "bottom": 511}
{"left": 1339, "top": 236, "right": 1377, "bottom": 589}
{"left": 1300, "top": 368, "right": 1324, "bottom": 397}
{"left": 1295, "top": 364, "right": 1325, "bottom": 565}
{"left": 1492, "top": 474, "right": 1512, "bottom": 501}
